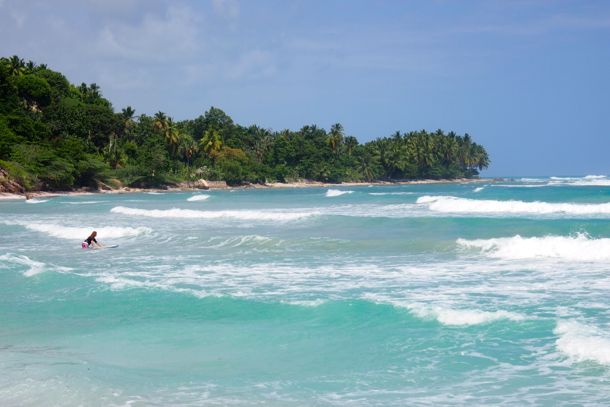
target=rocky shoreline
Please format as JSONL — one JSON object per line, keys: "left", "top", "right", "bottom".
{"left": 0, "top": 177, "right": 494, "bottom": 201}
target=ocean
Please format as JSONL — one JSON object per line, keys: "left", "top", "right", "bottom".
{"left": 2, "top": 176, "right": 610, "bottom": 406}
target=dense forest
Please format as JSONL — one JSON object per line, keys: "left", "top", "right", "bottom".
{"left": 0, "top": 56, "right": 490, "bottom": 191}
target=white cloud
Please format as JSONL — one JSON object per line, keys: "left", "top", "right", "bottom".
{"left": 96, "top": 4, "right": 200, "bottom": 61}
{"left": 212, "top": 0, "right": 239, "bottom": 18}
{"left": 228, "top": 49, "right": 276, "bottom": 80}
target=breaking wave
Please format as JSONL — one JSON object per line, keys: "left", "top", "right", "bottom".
{"left": 201, "top": 235, "right": 277, "bottom": 249}
{"left": 407, "top": 304, "right": 526, "bottom": 326}
{"left": 362, "top": 295, "right": 525, "bottom": 326}
{"left": 417, "top": 195, "right": 610, "bottom": 216}
{"left": 555, "top": 320, "right": 610, "bottom": 365}
{"left": 110, "top": 206, "right": 318, "bottom": 221}
{"left": 9, "top": 221, "right": 152, "bottom": 240}
{"left": 187, "top": 195, "right": 210, "bottom": 202}
{"left": 326, "top": 189, "right": 354, "bottom": 197}
{"left": 25, "top": 199, "right": 48, "bottom": 204}
{"left": 457, "top": 234, "right": 610, "bottom": 261}
{"left": 0, "top": 254, "right": 71, "bottom": 277}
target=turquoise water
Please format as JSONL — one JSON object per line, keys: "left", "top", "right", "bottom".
{"left": 2, "top": 176, "right": 610, "bottom": 405}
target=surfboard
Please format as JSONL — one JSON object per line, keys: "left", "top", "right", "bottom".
{"left": 82, "top": 244, "right": 119, "bottom": 250}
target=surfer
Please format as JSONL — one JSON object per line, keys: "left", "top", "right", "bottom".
{"left": 82, "top": 231, "right": 102, "bottom": 249}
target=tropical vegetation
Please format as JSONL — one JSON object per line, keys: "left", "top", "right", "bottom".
{"left": 0, "top": 56, "right": 490, "bottom": 190}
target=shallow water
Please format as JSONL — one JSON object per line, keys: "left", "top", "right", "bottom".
{"left": 2, "top": 177, "right": 610, "bottom": 405}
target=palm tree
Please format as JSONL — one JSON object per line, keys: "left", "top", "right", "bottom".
{"left": 199, "top": 129, "right": 223, "bottom": 161}
{"left": 89, "top": 83, "right": 101, "bottom": 99}
{"left": 178, "top": 133, "right": 198, "bottom": 168}
{"left": 164, "top": 118, "right": 179, "bottom": 147}
{"left": 327, "top": 123, "right": 344, "bottom": 157}
{"left": 8, "top": 55, "right": 25, "bottom": 76}
{"left": 153, "top": 111, "right": 168, "bottom": 131}
{"left": 344, "top": 136, "right": 358, "bottom": 156}
{"left": 25, "top": 60, "right": 36, "bottom": 72}
{"left": 105, "top": 132, "right": 122, "bottom": 169}
{"left": 121, "top": 106, "right": 136, "bottom": 124}
{"left": 251, "top": 127, "right": 273, "bottom": 163}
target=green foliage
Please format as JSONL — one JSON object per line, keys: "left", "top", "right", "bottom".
{"left": 0, "top": 159, "right": 36, "bottom": 190}
{"left": 0, "top": 55, "right": 490, "bottom": 191}
{"left": 14, "top": 74, "right": 52, "bottom": 108}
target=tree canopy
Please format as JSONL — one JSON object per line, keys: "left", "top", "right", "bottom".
{"left": 0, "top": 55, "right": 490, "bottom": 190}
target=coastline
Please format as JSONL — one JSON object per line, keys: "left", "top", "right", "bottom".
{"left": 0, "top": 177, "right": 493, "bottom": 201}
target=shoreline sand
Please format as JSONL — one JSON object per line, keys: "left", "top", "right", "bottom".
{"left": 0, "top": 178, "right": 493, "bottom": 201}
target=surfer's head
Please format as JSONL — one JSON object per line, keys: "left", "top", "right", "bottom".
{"left": 90, "top": 231, "right": 97, "bottom": 237}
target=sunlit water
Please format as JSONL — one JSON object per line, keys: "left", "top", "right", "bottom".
{"left": 2, "top": 176, "right": 610, "bottom": 405}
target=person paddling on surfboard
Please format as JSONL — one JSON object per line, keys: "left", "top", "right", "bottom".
{"left": 82, "top": 231, "right": 102, "bottom": 249}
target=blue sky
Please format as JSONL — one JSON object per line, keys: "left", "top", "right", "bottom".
{"left": 1, "top": 0, "right": 609, "bottom": 175}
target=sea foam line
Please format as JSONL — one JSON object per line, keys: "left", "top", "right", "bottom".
{"left": 457, "top": 234, "right": 610, "bottom": 261}
{"left": 110, "top": 206, "right": 318, "bottom": 221}
{"left": 417, "top": 195, "right": 610, "bottom": 216}
{"left": 368, "top": 192, "right": 415, "bottom": 196}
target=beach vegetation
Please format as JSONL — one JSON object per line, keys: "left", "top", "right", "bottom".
{"left": 0, "top": 55, "right": 490, "bottom": 190}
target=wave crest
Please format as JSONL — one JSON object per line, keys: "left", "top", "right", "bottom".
{"left": 0, "top": 254, "right": 71, "bottom": 277}
{"left": 9, "top": 221, "right": 152, "bottom": 240}
{"left": 111, "top": 206, "right": 318, "bottom": 221}
{"left": 555, "top": 321, "right": 610, "bottom": 365}
{"left": 187, "top": 195, "right": 210, "bottom": 202}
{"left": 417, "top": 195, "right": 610, "bottom": 216}
{"left": 406, "top": 303, "right": 525, "bottom": 326}
{"left": 326, "top": 189, "right": 353, "bottom": 197}
{"left": 457, "top": 234, "right": 610, "bottom": 261}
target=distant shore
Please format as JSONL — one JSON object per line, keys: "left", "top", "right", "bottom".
{"left": 0, "top": 178, "right": 493, "bottom": 201}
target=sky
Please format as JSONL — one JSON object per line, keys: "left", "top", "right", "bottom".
{"left": 1, "top": 0, "right": 609, "bottom": 176}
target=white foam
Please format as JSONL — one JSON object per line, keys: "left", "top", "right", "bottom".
{"left": 572, "top": 179, "right": 610, "bottom": 186}
{"left": 457, "top": 234, "right": 610, "bottom": 261}
{"left": 11, "top": 221, "right": 152, "bottom": 240}
{"left": 408, "top": 304, "right": 525, "bottom": 326}
{"left": 63, "top": 201, "right": 101, "bottom": 205}
{"left": 0, "top": 254, "right": 70, "bottom": 277}
{"left": 284, "top": 299, "right": 327, "bottom": 307}
{"left": 493, "top": 184, "right": 549, "bottom": 188}
{"left": 146, "top": 191, "right": 165, "bottom": 195}
{"left": 473, "top": 187, "right": 484, "bottom": 193}
{"left": 25, "top": 199, "right": 48, "bottom": 204}
{"left": 326, "top": 189, "right": 353, "bottom": 197}
{"left": 187, "top": 194, "right": 210, "bottom": 202}
{"left": 369, "top": 192, "right": 414, "bottom": 196}
{"left": 202, "top": 235, "right": 276, "bottom": 249}
{"left": 555, "top": 320, "right": 610, "bottom": 365}
{"left": 110, "top": 206, "right": 318, "bottom": 221}
{"left": 360, "top": 294, "right": 526, "bottom": 326}
{"left": 417, "top": 195, "right": 610, "bottom": 216}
